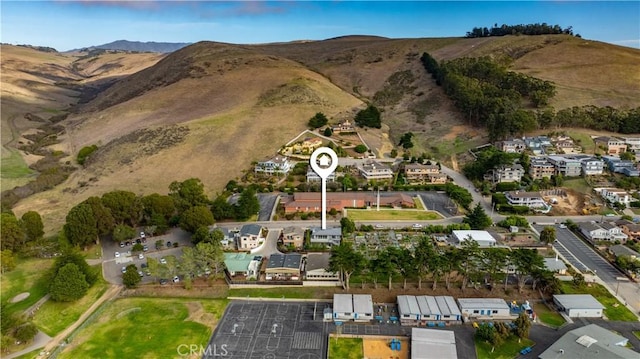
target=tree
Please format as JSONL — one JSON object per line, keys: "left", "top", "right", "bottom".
{"left": 354, "top": 105, "right": 382, "bottom": 128}
{"left": 14, "top": 322, "right": 38, "bottom": 343}
{"left": 354, "top": 144, "right": 368, "bottom": 153}
{"left": 323, "top": 127, "right": 333, "bottom": 137}
{"left": 514, "top": 312, "right": 532, "bottom": 339}
{"left": 572, "top": 272, "right": 585, "bottom": 288}
{"left": 169, "top": 178, "right": 210, "bottom": 213}
{"left": 192, "top": 226, "right": 213, "bottom": 245}
{"left": 179, "top": 206, "right": 215, "bottom": 233}
{"left": 398, "top": 132, "right": 414, "bottom": 149}
{"left": 540, "top": 226, "right": 556, "bottom": 245}
{"left": 21, "top": 211, "right": 44, "bottom": 243}
{"left": 101, "top": 190, "right": 142, "bottom": 226}
{"left": 195, "top": 241, "right": 225, "bottom": 277}
{"left": 76, "top": 144, "right": 98, "bottom": 165}
{"left": 211, "top": 196, "right": 236, "bottom": 220}
{"left": 141, "top": 193, "right": 176, "bottom": 222}
{"left": 328, "top": 242, "right": 364, "bottom": 290}
{"left": 620, "top": 151, "right": 634, "bottom": 161}
{"left": 511, "top": 249, "right": 544, "bottom": 293}
{"left": 458, "top": 239, "right": 481, "bottom": 291}
{"left": 0, "top": 250, "right": 16, "bottom": 273}
{"left": 50, "top": 263, "right": 89, "bottom": 301}
{"left": 414, "top": 237, "right": 434, "bottom": 289}
{"left": 340, "top": 217, "right": 356, "bottom": 235}
{"left": 81, "top": 197, "right": 115, "bottom": 237}
{"left": 483, "top": 248, "right": 508, "bottom": 292}
{"left": 112, "top": 224, "right": 136, "bottom": 243}
{"left": 235, "top": 188, "right": 260, "bottom": 220}
{"left": 308, "top": 112, "right": 328, "bottom": 128}
{"left": 462, "top": 202, "right": 492, "bottom": 229}
{"left": 123, "top": 265, "right": 141, "bottom": 288}
{"left": 0, "top": 213, "right": 24, "bottom": 252}
{"left": 64, "top": 203, "right": 98, "bottom": 248}
{"left": 551, "top": 173, "right": 564, "bottom": 187}
{"left": 390, "top": 149, "right": 398, "bottom": 158}
{"left": 397, "top": 248, "right": 417, "bottom": 289}
{"left": 52, "top": 251, "right": 98, "bottom": 286}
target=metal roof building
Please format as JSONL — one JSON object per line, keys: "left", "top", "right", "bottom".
{"left": 398, "top": 296, "right": 461, "bottom": 324}
{"left": 333, "top": 294, "right": 353, "bottom": 321}
{"left": 553, "top": 294, "right": 604, "bottom": 318}
{"left": 411, "top": 328, "right": 457, "bottom": 359}
{"left": 353, "top": 294, "right": 373, "bottom": 322}
{"left": 457, "top": 298, "right": 511, "bottom": 319}
{"left": 539, "top": 324, "right": 633, "bottom": 359}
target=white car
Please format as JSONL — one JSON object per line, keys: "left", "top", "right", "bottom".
{"left": 173, "top": 276, "right": 180, "bottom": 283}
{"left": 412, "top": 224, "right": 423, "bottom": 229}
{"left": 138, "top": 253, "right": 144, "bottom": 260}
{"left": 375, "top": 224, "right": 384, "bottom": 229}
{"left": 160, "top": 257, "right": 167, "bottom": 264}
{"left": 114, "top": 252, "right": 120, "bottom": 258}
{"left": 140, "top": 231, "right": 146, "bottom": 239}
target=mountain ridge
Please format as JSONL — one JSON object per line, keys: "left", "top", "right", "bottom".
{"left": 72, "top": 40, "right": 192, "bottom": 53}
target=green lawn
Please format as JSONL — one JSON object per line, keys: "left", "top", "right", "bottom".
{"left": 560, "top": 282, "right": 638, "bottom": 322}
{"left": 534, "top": 302, "right": 565, "bottom": 327}
{"left": 229, "top": 287, "right": 335, "bottom": 300}
{"left": 1, "top": 258, "right": 53, "bottom": 318}
{"left": 476, "top": 336, "right": 534, "bottom": 359}
{"left": 347, "top": 209, "right": 441, "bottom": 221}
{"left": 562, "top": 178, "right": 591, "bottom": 194}
{"left": 634, "top": 331, "right": 640, "bottom": 340}
{"left": 58, "top": 298, "right": 227, "bottom": 359}
{"left": 328, "top": 337, "right": 363, "bottom": 359}
{"left": 32, "top": 265, "right": 109, "bottom": 336}
{"left": 567, "top": 131, "right": 596, "bottom": 154}
{"left": 413, "top": 197, "right": 425, "bottom": 210}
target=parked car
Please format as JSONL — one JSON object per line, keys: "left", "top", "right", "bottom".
{"left": 375, "top": 224, "right": 384, "bottom": 229}
{"left": 412, "top": 224, "right": 423, "bottom": 229}
{"left": 138, "top": 270, "right": 144, "bottom": 278}
{"left": 141, "top": 263, "right": 147, "bottom": 269}
{"left": 125, "top": 241, "right": 132, "bottom": 246}
{"left": 121, "top": 266, "right": 127, "bottom": 273}
{"left": 119, "top": 242, "right": 125, "bottom": 248}
{"left": 173, "top": 276, "right": 180, "bottom": 283}
{"left": 138, "top": 253, "right": 144, "bottom": 260}
{"left": 166, "top": 241, "right": 172, "bottom": 247}
{"left": 160, "top": 257, "right": 167, "bottom": 264}
{"left": 114, "top": 252, "right": 120, "bottom": 258}
{"left": 142, "top": 245, "right": 148, "bottom": 252}
{"left": 140, "top": 231, "right": 146, "bottom": 239}
{"left": 136, "top": 239, "right": 142, "bottom": 244}
{"left": 159, "top": 279, "right": 168, "bottom": 285}
{"left": 144, "top": 270, "right": 151, "bottom": 276}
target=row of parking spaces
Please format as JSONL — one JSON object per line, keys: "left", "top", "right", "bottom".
{"left": 553, "top": 242, "right": 588, "bottom": 272}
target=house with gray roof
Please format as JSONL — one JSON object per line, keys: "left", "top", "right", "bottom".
{"left": 539, "top": 324, "right": 634, "bottom": 359}
{"left": 304, "top": 253, "right": 339, "bottom": 281}
{"left": 309, "top": 227, "right": 341, "bottom": 246}
{"left": 543, "top": 256, "right": 568, "bottom": 275}
{"left": 411, "top": 328, "right": 457, "bottom": 359}
{"left": 553, "top": 294, "right": 604, "bottom": 318}
{"left": 609, "top": 244, "right": 640, "bottom": 260}
{"left": 265, "top": 253, "right": 302, "bottom": 281}
{"left": 238, "top": 224, "right": 265, "bottom": 250}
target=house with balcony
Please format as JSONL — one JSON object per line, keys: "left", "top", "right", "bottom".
{"left": 555, "top": 138, "right": 576, "bottom": 153}
{"left": 529, "top": 157, "right": 555, "bottom": 179}
{"left": 505, "top": 191, "right": 549, "bottom": 211}
{"left": 254, "top": 156, "right": 291, "bottom": 175}
{"left": 600, "top": 222, "right": 629, "bottom": 242}
{"left": 595, "top": 136, "right": 627, "bottom": 155}
{"left": 495, "top": 139, "right": 526, "bottom": 153}
{"left": 237, "top": 224, "right": 265, "bottom": 250}
{"left": 331, "top": 120, "right": 356, "bottom": 134}
{"left": 623, "top": 137, "right": 640, "bottom": 152}
{"left": 309, "top": 227, "right": 341, "bottom": 246}
{"left": 548, "top": 155, "right": 582, "bottom": 177}
{"left": 403, "top": 163, "right": 441, "bottom": 184}
{"left": 492, "top": 164, "right": 524, "bottom": 183}
{"left": 617, "top": 221, "right": 640, "bottom": 240}
{"left": 358, "top": 160, "right": 394, "bottom": 181}
{"left": 280, "top": 226, "right": 305, "bottom": 249}
{"left": 602, "top": 156, "right": 637, "bottom": 175}
{"left": 598, "top": 188, "right": 633, "bottom": 208}
{"left": 580, "top": 157, "right": 605, "bottom": 176}
{"left": 306, "top": 167, "right": 337, "bottom": 183}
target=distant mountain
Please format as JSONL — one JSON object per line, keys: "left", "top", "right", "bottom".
{"left": 76, "top": 40, "right": 191, "bottom": 53}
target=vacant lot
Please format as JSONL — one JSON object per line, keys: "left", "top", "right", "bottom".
{"left": 533, "top": 302, "right": 565, "bottom": 328}
{"left": 347, "top": 208, "right": 442, "bottom": 221}
{"left": 475, "top": 336, "right": 534, "bottom": 359}
{"left": 58, "top": 297, "right": 228, "bottom": 359}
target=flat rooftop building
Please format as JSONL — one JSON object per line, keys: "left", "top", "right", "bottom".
{"left": 553, "top": 294, "right": 604, "bottom": 318}
{"left": 411, "top": 328, "right": 457, "bottom": 359}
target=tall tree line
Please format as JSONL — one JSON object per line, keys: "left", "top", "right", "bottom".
{"left": 465, "top": 23, "right": 575, "bottom": 38}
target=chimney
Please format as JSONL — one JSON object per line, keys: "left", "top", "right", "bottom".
{"left": 555, "top": 254, "right": 559, "bottom": 261}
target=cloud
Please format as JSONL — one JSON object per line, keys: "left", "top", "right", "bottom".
{"left": 197, "top": 1, "right": 295, "bottom": 19}
{"left": 60, "top": 0, "right": 165, "bottom": 10}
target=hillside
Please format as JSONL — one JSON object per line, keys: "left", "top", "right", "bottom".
{"left": 74, "top": 40, "right": 191, "bottom": 53}
{"left": 4, "top": 35, "right": 640, "bottom": 232}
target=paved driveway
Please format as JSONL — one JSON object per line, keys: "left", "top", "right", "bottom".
{"left": 257, "top": 193, "right": 278, "bottom": 221}
{"left": 250, "top": 227, "right": 282, "bottom": 259}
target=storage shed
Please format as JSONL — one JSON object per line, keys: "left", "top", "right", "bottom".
{"left": 553, "top": 294, "right": 604, "bottom": 318}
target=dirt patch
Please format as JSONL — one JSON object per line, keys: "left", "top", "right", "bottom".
{"left": 185, "top": 301, "right": 218, "bottom": 328}
{"left": 443, "top": 125, "right": 474, "bottom": 140}
{"left": 363, "top": 337, "right": 409, "bottom": 359}
{"left": 10, "top": 292, "right": 30, "bottom": 303}
{"left": 544, "top": 188, "right": 587, "bottom": 216}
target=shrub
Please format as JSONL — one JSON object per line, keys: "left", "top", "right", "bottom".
{"left": 77, "top": 145, "right": 98, "bottom": 166}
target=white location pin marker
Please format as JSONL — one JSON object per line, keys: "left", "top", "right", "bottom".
{"left": 310, "top": 147, "right": 338, "bottom": 229}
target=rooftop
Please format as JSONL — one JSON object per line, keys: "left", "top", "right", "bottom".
{"left": 539, "top": 324, "right": 633, "bottom": 359}
{"left": 543, "top": 257, "right": 568, "bottom": 272}
{"left": 553, "top": 294, "right": 605, "bottom": 310}
{"left": 457, "top": 298, "right": 509, "bottom": 310}
{"left": 353, "top": 294, "right": 373, "bottom": 313}
{"left": 411, "top": 328, "right": 457, "bottom": 359}
{"left": 240, "top": 224, "right": 263, "bottom": 236}
{"left": 506, "top": 191, "right": 543, "bottom": 198}
{"left": 305, "top": 252, "right": 331, "bottom": 271}
{"left": 266, "top": 253, "right": 302, "bottom": 270}
{"left": 333, "top": 294, "right": 352, "bottom": 313}
{"left": 609, "top": 244, "right": 640, "bottom": 257}
{"left": 223, "top": 252, "right": 254, "bottom": 272}
{"left": 310, "top": 227, "right": 342, "bottom": 236}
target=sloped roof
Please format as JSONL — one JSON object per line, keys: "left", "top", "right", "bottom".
{"left": 539, "top": 324, "right": 633, "bottom": 359}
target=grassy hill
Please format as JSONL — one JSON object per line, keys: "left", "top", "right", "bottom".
{"left": 3, "top": 35, "right": 640, "bottom": 232}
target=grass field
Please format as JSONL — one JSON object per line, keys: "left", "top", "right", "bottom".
{"left": 1, "top": 258, "right": 53, "bottom": 318}
{"left": 567, "top": 131, "right": 596, "bottom": 154}
{"left": 228, "top": 287, "right": 335, "bottom": 300}
{"left": 0, "top": 148, "right": 35, "bottom": 190}
{"left": 560, "top": 282, "right": 638, "bottom": 322}
{"left": 32, "top": 266, "right": 110, "bottom": 336}
{"left": 533, "top": 302, "right": 565, "bottom": 328}
{"left": 347, "top": 209, "right": 442, "bottom": 221}
{"left": 475, "top": 336, "right": 534, "bottom": 359}
{"left": 57, "top": 297, "right": 228, "bottom": 359}
{"left": 634, "top": 331, "right": 640, "bottom": 340}
{"left": 328, "top": 337, "right": 363, "bottom": 359}
{"left": 562, "top": 178, "right": 591, "bottom": 195}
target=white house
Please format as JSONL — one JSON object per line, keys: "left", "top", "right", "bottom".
{"left": 599, "top": 222, "right": 629, "bottom": 242}
{"left": 505, "top": 191, "right": 549, "bottom": 211}
{"left": 457, "top": 298, "right": 512, "bottom": 319}
{"left": 599, "top": 188, "right": 633, "bottom": 208}
{"left": 452, "top": 230, "right": 497, "bottom": 248}
{"left": 578, "top": 222, "right": 608, "bottom": 242}
{"left": 237, "top": 224, "right": 265, "bottom": 250}
{"left": 553, "top": 294, "right": 604, "bottom": 318}
{"left": 306, "top": 167, "right": 337, "bottom": 183}
{"left": 309, "top": 227, "right": 341, "bottom": 246}
{"left": 493, "top": 164, "right": 525, "bottom": 183}
{"left": 254, "top": 156, "right": 291, "bottom": 175}
{"left": 304, "top": 253, "right": 339, "bottom": 281}
{"left": 580, "top": 157, "right": 605, "bottom": 175}
{"left": 357, "top": 160, "right": 394, "bottom": 180}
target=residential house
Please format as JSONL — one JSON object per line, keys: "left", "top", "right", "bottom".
{"left": 492, "top": 164, "right": 525, "bottom": 183}
{"left": 555, "top": 138, "right": 576, "bottom": 153}
{"left": 237, "top": 224, "right": 265, "bottom": 250}
{"left": 309, "top": 227, "right": 341, "bottom": 246}
{"left": 595, "top": 136, "right": 627, "bottom": 155}
{"left": 548, "top": 155, "right": 582, "bottom": 177}
{"left": 254, "top": 156, "right": 291, "bottom": 175}
{"left": 505, "top": 191, "right": 549, "bottom": 210}
{"left": 331, "top": 120, "right": 356, "bottom": 134}
{"left": 403, "top": 163, "right": 442, "bottom": 184}
{"left": 621, "top": 167, "right": 640, "bottom": 177}
{"left": 427, "top": 173, "right": 448, "bottom": 184}
{"left": 599, "top": 222, "right": 628, "bottom": 242}
{"left": 524, "top": 137, "right": 543, "bottom": 154}
{"left": 529, "top": 157, "right": 555, "bottom": 179}
{"left": 599, "top": 188, "right": 633, "bottom": 208}
{"left": 223, "top": 253, "right": 259, "bottom": 279}
{"left": 578, "top": 222, "right": 608, "bottom": 242}
{"left": 537, "top": 136, "right": 552, "bottom": 147}
{"left": 609, "top": 244, "right": 639, "bottom": 260}
{"left": 553, "top": 294, "right": 604, "bottom": 318}
{"left": 580, "top": 157, "right": 605, "bottom": 176}
{"left": 602, "top": 156, "right": 636, "bottom": 174}
{"left": 304, "top": 253, "right": 339, "bottom": 281}
{"left": 306, "top": 167, "right": 337, "bottom": 182}
{"left": 357, "top": 160, "right": 394, "bottom": 180}
{"left": 623, "top": 137, "right": 640, "bottom": 152}
{"left": 214, "top": 227, "right": 235, "bottom": 249}
{"left": 617, "top": 221, "right": 640, "bottom": 240}
{"left": 457, "top": 298, "right": 512, "bottom": 319}
{"left": 495, "top": 139, "right": 526, "bottom": 153}
{"left": 280, "top": 226, "right": 305, "bottom": 249}
{"left": 451, "top": 230, "right": 497, "bottom": 248}
{"left": 539, "top": 324, "right": 635, "bottom": 359}
{"left": 265, "top": 254, "right": 302, "bottom": 281}
{"left": 543, "top": 256, "right": 568, "bottom": 275}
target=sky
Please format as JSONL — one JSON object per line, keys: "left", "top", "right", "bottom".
{"left": 1, "top": 1, "right": 639, "bottom": 51}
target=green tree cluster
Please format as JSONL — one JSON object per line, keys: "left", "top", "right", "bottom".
{"left": 77, "top": 144, "right": 98, "bottom": 165}
{"left": 466, "top": 23, "right": 575, "bottom": 38}
{"left": 398, "top": 132, "right": 414, "bottom": 149}
{"left": 354, "top": 144, "right": 368, "bottom": 153}
{"left": 354, "top": 105, "right": 382, "bottom": 128}
{"left": 308, "top": 112, "right": 328, "bottom": 128}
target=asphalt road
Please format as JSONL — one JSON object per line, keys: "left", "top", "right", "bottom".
{"left": 257, "top": 193, "right": 278, "bottom": 221}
